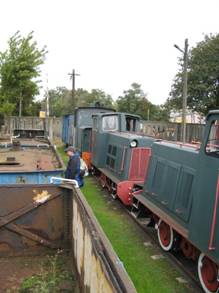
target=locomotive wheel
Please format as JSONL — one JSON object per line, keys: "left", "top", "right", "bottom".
{"left": 198, "top": 253, "right": 219, "bottom": 293}
{"left": 157, "top": 219, "right": 174, "bottom": 251}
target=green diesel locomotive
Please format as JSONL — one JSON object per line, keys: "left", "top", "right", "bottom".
{"left": 63, "top": 107, "right": 219, "bottom": 292}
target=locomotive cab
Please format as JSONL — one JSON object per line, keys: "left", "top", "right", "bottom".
{"left": 91, "top": 112, "right": 142, "bottom": 168}
{"left": 91, "top": 112, "right": 154, "bottom": 205}
{"left": 99, "top": 112, "right": 141, "bottom": 133}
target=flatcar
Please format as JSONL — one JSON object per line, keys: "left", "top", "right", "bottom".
{"left": 0, "top": 130, "right": 64, "bottom": 184}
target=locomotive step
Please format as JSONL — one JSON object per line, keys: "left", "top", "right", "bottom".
{"left": 130, "top": 209, "right": 140, "bottom": 219}
{"left": 132, "top": 202, "right": 139, "bottom": 209}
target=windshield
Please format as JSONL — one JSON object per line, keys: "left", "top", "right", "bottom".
{"left": 125, "top": 116, "right": 137, "bottom": 131}
{"left": 206, "top": 120, "right": 219, "bottom": 157}
{"left": 102, "top": 116, "right": 118, "bottom": 132}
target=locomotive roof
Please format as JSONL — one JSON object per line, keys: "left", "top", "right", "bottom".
{"left": 75, "top": 106, "right": 115, "bottom": 112}
{"left": 63, "top": 106, "right": 115, "bottom": 116}
{"left": 92, "top": 112, "right": 141, "bottom": 119}
{"left": 206, "top": 110, "right": 219, "bottom": 120}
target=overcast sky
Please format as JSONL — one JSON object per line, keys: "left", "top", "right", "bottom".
{"left": 0, "top": 0, "right": 218, "bottom": 105}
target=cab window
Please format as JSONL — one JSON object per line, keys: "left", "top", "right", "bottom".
{"left": 102, "top": 116, "right": 118, "bottom": 132}
{"left": 206, "top": 120, "right": 219, "bottom": 157}
{"left": 126, "top": 116, "right": 137, "bottom": 132}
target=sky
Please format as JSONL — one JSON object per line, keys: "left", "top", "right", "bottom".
{"left": 0, "top": 0, "right": 218, "bottom": 105}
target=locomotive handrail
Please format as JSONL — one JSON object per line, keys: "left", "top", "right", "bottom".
{"left": 50, "top": 177, "right": 79, "bottom": 188}
{"left": 208, "top": 174, "right": 219, "bottom": 250}
{"left": 120, "top": 146, "right": 127, "bottom": 172}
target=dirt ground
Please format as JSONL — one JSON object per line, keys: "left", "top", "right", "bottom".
{"left": 0, "top": 253, "right": 78, "bottom": 292}
{"left": 0, "top": 256, "right": 42, "bottom": 292}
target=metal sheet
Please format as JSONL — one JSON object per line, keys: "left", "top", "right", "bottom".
{"left": 0, "top": 183, "right": 136, "bottom": 292}
{"left": 0, "top": 184, "right": 68, "bottom": 254}
{"left": 71, "top": 185, "right": 136, "bottom": 293}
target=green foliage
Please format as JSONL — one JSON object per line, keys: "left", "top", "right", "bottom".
{"left": 19, "top": 252, "right": 73, "bottom": 293}
{"left": 169, "top": 34, "right": 219, "bottom": 115}
{"left": 0, "top": 31, "right": 47, "bottom": 116}
{"left": 47, "top": 87, "right": 114, "bottom": 117}
{"left": 76, "top": 88, "right": 114, "bottom": 109}
{"left": 117, "top": 83, "right": 169, "bottom": 121}
{"left": 47, "top": 87, "right": 71, "bottom": 116}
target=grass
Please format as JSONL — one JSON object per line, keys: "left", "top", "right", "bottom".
{"left": 57, "top": 146, "right": 68, "bottom": 166}
{"left": 58, "top": 146, "right": 190, "bottom": 293}
{"left": 82, "top": 178, "right": 190, "bottom": 293}
{"left": 19, "top": 251, "right": 74, "bottom": 293}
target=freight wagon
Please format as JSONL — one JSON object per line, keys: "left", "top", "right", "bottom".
{"left": 0, "top": 131, "right": 64, "bottom": 184}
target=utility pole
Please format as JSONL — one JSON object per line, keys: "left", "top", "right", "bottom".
{"left": 46, "top": 75, "right": 49, "bottom": 118}
{"left": 45, "top": 74, "right": 50, "bottom": 138}
{"left": 182, "top": 39, "right": 188, "bottom": 144}
{"left": 19, "top": 96, "right": 22, "bottom": 117}
{"left": 68, "top": 69, "right": 80, "bottom": 109}
{"left": 174, "top": 39, "right": 189, "bottom": 143}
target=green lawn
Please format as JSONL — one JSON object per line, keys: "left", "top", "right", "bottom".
{"left": 57, "top": 146, "right": 68, "bottom": 166}
{"left": 58, "top": 147, "right": 191, "bottom": 293}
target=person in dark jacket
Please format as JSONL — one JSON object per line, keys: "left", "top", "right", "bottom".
{"left": 65, "top": 146, "right": 83, "bottom": 187}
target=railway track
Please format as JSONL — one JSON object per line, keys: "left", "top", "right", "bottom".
{"left": 125, "top": 208, "right": 203, "bottom": 293}
{"left": 94, "top": 175, "right": 203, "bottom": 292}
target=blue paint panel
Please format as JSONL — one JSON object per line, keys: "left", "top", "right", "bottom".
{"left": 0, "top": 170, "right": 63, "bottom": 185}
{"left": 62, "top": 114, "right": 74, "bottom": 145}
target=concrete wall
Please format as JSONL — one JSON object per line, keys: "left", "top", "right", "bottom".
{"left": 2, "top": 116, "right": 63, "bottom": 143}
{"left": 2, "top": 116, "right": 205, "bottom": 144}
{"left": 141, "top": 120, "right": 205, "bottom": 142}
{"left": 71, "top": 187, "right": 136, "bottom": 293}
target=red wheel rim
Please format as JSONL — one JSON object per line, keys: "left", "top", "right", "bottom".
{"left": 201, "top": 256, "right": 219, "bottom": 292}
{"left": 159, "top": 221, "right": 171, "bottom": 247}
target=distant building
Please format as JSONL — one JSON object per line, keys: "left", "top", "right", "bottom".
{"left": 170, "top": 111, "right": 205, "bottom": 124}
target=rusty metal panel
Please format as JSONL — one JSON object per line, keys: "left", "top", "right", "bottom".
{"left": 0, "top": 183, "right": 136, "bottom": 292}
{"left": 71, "top": 186, "right": 136, "bottom": 293}
{"left": 129, "top": 148, "right": 151, "bottom": 181}
{"left": 0, "top": 184, "right": 68, "bottom": 255}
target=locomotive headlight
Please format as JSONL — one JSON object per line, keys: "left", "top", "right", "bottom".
{"left": 130, "top": 140, "right": 137, "bottom": 148}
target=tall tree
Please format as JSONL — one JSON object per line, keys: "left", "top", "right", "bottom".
{"left": 76, "top": 88, "right": 114, "bottom": 108}
{"left": 0, "top": 31, "right": 47, "bottom": 116}
{"left": 47, "top": 87, "right": 71, "bottom": 116}
{"left": 47, "top": 87, "right": 114, "bottom": 117}
{"left": 117, "top": 83, "right": 169, "bottom": 121}
{"left": 169, "top": 34, "right": 219, "bottom": 115}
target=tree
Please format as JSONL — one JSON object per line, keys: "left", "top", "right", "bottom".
{"left": 47, "top": 87, "right": 114, "bottom": 117}
{"left": 117, "top": 83, "right": 142, "bottom": 113}
{"left": 76, "top": 88, "right": 114, "bottom": 109}
{"left": 0, "top": 31, "right": 47, "bottom": 116}
{"left": 48, "top": 87, "right": 71, "bottom": 116}
{"left": 117, "top": 83, "right": 169, "bottom": 121}
{"left": 169, "top": 34, "right": 219, "bottom": 115}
